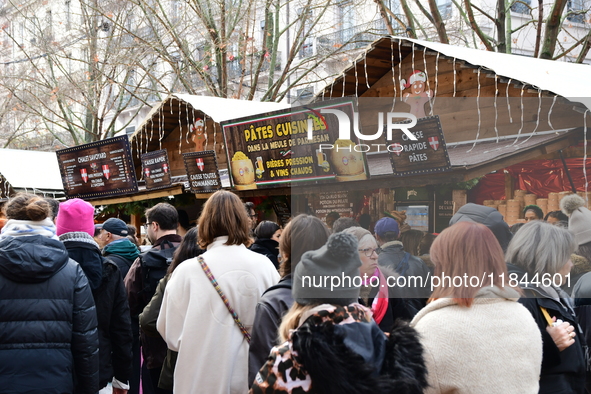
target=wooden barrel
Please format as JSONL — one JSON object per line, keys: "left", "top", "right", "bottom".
{"left": 524, "top": 194, "right": 538, "bottom": 206}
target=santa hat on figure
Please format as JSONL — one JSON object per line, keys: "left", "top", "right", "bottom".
{"left": 400, "top": 70, "right": 427, "bottom": 90}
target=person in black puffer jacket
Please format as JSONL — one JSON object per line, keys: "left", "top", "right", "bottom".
{"left": 57, "top": 198, "right": 133, "bottom": 393}
{"left": 0, "top": 193, "right": 99, "bottom": 394}
{"left": 250, "top": 220, "right": 281, "bottom": 269}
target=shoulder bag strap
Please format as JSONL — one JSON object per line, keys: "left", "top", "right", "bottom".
{"left": 197, "top": 256, "right": 251, "bottom": 343}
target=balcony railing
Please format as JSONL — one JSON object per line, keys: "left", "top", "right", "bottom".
{"left": 315, "top": 18, "right": 403, "bottom": 56}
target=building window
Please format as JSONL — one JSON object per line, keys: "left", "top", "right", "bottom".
{"left": 297, "top": 7, "right": 314, "bottom": 58}
{"left": 125, "top": 126, "right": 135, "bottom": 135}
{"left": 294, "top": 87, "right": 314, "bottom": 105}
{"left": 337, "top": 1, "right": 355, "bottom": 42}
{"left": 65, "top": 1, "right": 71, "bottom": 31}
{"left": 511, "top": 0, "right": 531, "bottom": 14}
{"left": 437, "top": 0, "right": 452, "bottom": 19}
{"left": 567, "top": 0, "right": 586, "bottom": 23}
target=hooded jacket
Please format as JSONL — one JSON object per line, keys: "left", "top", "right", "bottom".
{"left": 0, "top": 234, "right": 99, "bottom": 394}
{"left": 61, "top": 232, "right": 133, "bottom": 390}
{"left": 249, "top": 238, "right": 280, "bottom": 269}
{"left": 103, "top": 238, "right": 140, "bottom": 279}
{"left": 250, "top": 303, "right": 427, "bottom": 394}
{"left": 449, "top": 203, "right": 513, "bottom": 251}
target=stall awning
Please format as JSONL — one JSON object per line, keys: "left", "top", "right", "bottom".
{"left": 0, "top": 149, "right": 64, "bottom": 198}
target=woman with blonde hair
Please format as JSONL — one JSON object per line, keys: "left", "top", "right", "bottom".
{"left": 411, "top": 221, "right": 543, "bottom": 394}
{"left": 157, "top": 190, "right": 279, "bottom": 393}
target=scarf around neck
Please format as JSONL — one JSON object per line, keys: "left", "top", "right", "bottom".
{"left": 0, "top": 218, "right": 59, "bottom": 241}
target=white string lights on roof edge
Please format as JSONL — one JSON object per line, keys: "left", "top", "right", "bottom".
{"left": 467, "top": 67, "right": 482, "bottom": 153}
{"left": 431, "top": 51, "right": 439, "bottom": 117}
{"left": 549, "top": 95, "right": 557, "bottom": 131}
{"left": 584, "top": 109, "right": 589, "bottom": 198}
{"left": 452, "top": 58, "right": 456, "bottom": 98}
{"left": 391, "top": 40, "right": 397, "bottom": 110}
{"left": 178, "top": 99, "right": 183, "bottom": 154}
{"left": 506, "top": 78, "right": 513, "bottom": 123}
{"left": 517, "top": 88, "right": 542, "bottom": 146}
{"left": 494, "top": 74, "right": 499, "bottom": 143}
{"left": 511, "top": 83, "right": 526, "bottom": 145}
{"left": 364, "top": 55, "right": 370, "bottom": 89}
{"left": 398, "top": 38, "right": 403, "bottom": 100}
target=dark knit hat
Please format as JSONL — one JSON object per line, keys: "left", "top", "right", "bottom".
{"left": 102, "top": 217, "right": 129, "bottom": 237}
{"left": 292, "top": 232, "right": 362, "bottom": 305}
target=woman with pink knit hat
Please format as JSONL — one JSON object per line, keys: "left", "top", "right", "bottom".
{"left": 57, "top": 198, "right": 133, "bottom": 394}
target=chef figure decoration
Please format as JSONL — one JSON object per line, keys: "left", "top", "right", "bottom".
{"left": 400, "top": 70, "right": 433, "bottom": 119}
{"left": 191, "top": 118, "right": 208, "bottom": 152}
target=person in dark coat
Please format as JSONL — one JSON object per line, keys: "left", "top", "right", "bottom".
{"left": 374, "top": 217, "right": 431, "bottom": 317}
{"left": 449, "top": 203, "right": 513, "bottom": 251}
{"left": 125, "top": 202, "right": 181, "bottom": 394}
{"left": 57, "top": 198, "right": 133, "bottom": 393}
{"left": 506, "top": 220, "right": 585, "bottom": 394}
{"left": 248, "top": 215, "right": 331, "bottom": 386}
{"left": 99, "top": 217, "right": 140, "bottom": 280}
{"left": 0, "top": 193, "right": 99, "bottom": 394}
{"left": 249, "top": 220, "right": 281, "bottom": 269}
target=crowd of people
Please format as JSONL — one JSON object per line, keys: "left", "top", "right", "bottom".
{"left": 1, "top": 190, "right": 591, "bottom": 393}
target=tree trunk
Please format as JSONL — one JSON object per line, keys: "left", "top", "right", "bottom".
{"left": 540, "top": 0, "right": 568, "bottom": 59}
{"left": 399, "top": 0, "right": 417, "bottom": 38}
{"left": 427, "top": 0, "right": 449, "bottom": 43}
{"left": 496, "top": 0, "right": 506, "bottom": 53}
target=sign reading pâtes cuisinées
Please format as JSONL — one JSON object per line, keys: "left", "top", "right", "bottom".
{"left": 141, "top": 149, "right": 172, "bottom": 190}
{"left": 388, "top": 115, "right": 451, "bottom": 176}
{"left": 182, "top": 150, "right": 221, "bottom": 194}
{"left": 220, "top": 98, "right": 369, "bottom": 190}
{"left": 56, "top": 136, "right": 138, "bottom": 200}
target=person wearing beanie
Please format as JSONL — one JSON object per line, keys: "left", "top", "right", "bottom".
{"left": 562, "top": 194, "right": 591, "bottom": 393}
{"left": 57, "top": 198, "right": 133, "bottom": 394}
{"left": 373, "top": 217, "right": 431, "bottom": 318}
{"left": 98, "top": 217, "right": 140, "bottom": 279}
{"left": 0, "top": 193, "right": 99, "bottom": 393}
{"left": 342, "top": 226, "right": 417, "bottom": 328}
{"left": 251, "top": 232, "right": 428, "bottom": 393}
{"left": 449, "top": 203, "right": 513, "bottom": 251}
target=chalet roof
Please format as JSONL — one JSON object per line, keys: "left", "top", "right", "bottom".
{"left": 321, "top": 36, "right": 591, "bottom": 111}
{"left": 133, "top": 94, "right": 289, "bottom": 136}
{"left": 0, "top": 149, "right": 64, "bottom": 196}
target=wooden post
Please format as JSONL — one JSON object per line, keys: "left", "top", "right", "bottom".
{"left": 130, "top": 213, "right": 143, "bottom": 243}
{"left": 504, "top": 171, "right": 514, "bottom": 201}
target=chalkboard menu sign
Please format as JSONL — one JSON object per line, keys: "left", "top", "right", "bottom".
{"left": 141, "top": 149, "right": 172, "bottom": 190}
{"left": 389, "top": 115, "right": 451, "bottom": 176}
{"left": 56, "top": 136, "right": 138, "bottom": 200}
{"left": 220, "top": 98, "right": 369, "bottom": 190}
{"left": 183, "top": 150, "right": 221, "bottom": 194}
{"left": 271, "top": 196, "right": 291, "bottom": 226}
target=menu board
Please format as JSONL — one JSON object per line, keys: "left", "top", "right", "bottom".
{"left": 271, "top": 196, "right": 291, "bottom": 226}
{"left": 141, "top": 149, "right": 172, "bottom": 190}
{"left": 389, "top": 115, "right": 451, "bottom": 176}
{"left": 56, "top": 136, "right": 138, "bottom": 200}
{"left": 220, "top": 98, "right": 369, "bottom": 190}
{"left": 183, "top": 150, "right": 221, "bottom": 194}
{"left": 314, "top": 191, "right": 353, "bottom": 218}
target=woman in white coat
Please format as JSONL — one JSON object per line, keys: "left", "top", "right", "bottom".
{"left": 411, "top": 221, "right": 543, "bottom": 394}
{"left": 157, "top": 191, "right": 279, "bottom": 393}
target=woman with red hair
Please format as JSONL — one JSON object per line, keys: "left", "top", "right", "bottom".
{"left": 411, "top": 221, "right": 543, "bottom": 393}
